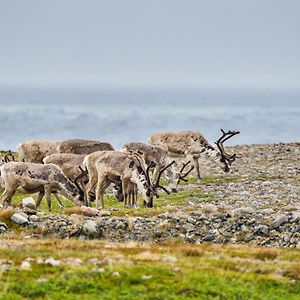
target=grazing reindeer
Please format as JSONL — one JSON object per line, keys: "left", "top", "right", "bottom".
{"left": 43, "top": 154, "right": 87, "bottom": 182}
{"left": 58, "top": 139, "right": 114, "bottom": 154}
{"left": 122, "top": 142, "right": 192, "bottom": 192}
{"left": 82, "top": 151, "right": 115, "bottom": 207}
{"left": 149, "top": 129, "right": 240, "bottom": 181}
{"left": 17, "top": 139, "right": 114, "bottom": 163}
{"left": 17, "top": 140, "right": 60, "bottom": 163}
{"left": 43, "top": 153, "right": 90, "bottom": 208}
{"left": 0, "top": 162, "right": 84, "bottom": 211}
{"left": 84, "top": 151, "right": 170, "bottom": 209}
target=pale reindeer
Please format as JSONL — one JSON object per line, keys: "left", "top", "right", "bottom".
{"left": 0, "top": 162, "right": 84, "bottom": 211}
{"left": 17, "top": 139, "right": 114, "bottom": 163}
{"left": 149, "top": 129, "right": 240, "bottom": 181}
{"left": 83, "top": 151, "right": 171, "bottom": 209}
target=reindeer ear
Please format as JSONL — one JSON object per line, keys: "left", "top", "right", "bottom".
{"left": 129, "top": 160, "right": 135, "bottom": 169}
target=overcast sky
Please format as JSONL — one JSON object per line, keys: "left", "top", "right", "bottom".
{"left": 0, "top": 0, "right": 299, "bottom": 89}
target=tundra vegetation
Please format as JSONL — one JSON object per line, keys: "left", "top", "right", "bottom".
{"left": 0, "top": 141, "right": 299, "bottom": 299}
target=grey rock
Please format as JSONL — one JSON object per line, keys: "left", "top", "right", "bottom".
{"left": 22, "top": 197, "right": 36, "bottom": 210}
{"left": 232, "top": 207, "right": 255, "bottom": 217}
{"left": 290, "top": 212, "right": 300, "bottom": 223}
{"left": 271, "top": 215, "right": 288, "bottom": 229}
{"left": 203, "top": 234, "right": 215, "bottom": 241}
{"left": 82, "top": 220, "right": 98, "bottom": 237}
{"left": 11, "top": 213, "right": 29, "bottom": 225}
{"left": 19, "top": 260, "right": 32, "bottom": 271}
{"left": 256, "top": 225, "right": 269, "bottom": 236}
{"left": 161, "top": 255, "right": 177, "bottom": 263}
{"left": 23, "top": 207, "right": 37, "bottom": 215}
{"left": 45, "top": 257, "right": 61, "bottom": 267}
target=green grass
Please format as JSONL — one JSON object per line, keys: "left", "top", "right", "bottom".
{"left": 0, "top": 239, "right": 299, "bottom": 300}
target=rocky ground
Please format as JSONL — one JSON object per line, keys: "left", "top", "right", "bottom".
{"left": 0, "top": 142, "right": 300, "bottom": 248}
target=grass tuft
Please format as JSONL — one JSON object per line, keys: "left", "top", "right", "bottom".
{"left": 254, "top": 249, "right": 279, "bottom": 261}
{"left": 0, "top": 207, "right": 15, "bottom": 222}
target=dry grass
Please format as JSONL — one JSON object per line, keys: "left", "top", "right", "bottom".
{"left": 254, "top": 248, "right": 279, "bottom": 261}
{"left": 177, "top": 245, "right": 205, "bottom": 257}
{"left": 62, "top": 206, "right": 83, "bottom": 215}
{"left": 0, "top": 207, "right": 15, "bottom": 222}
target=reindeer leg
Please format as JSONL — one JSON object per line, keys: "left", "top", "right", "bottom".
{"left": 54, "top": 193, "right": 64, "bottom": 209}
{"left": 36, "top": 191, "right": 45, "bottom": 209}
{"left": 85, "top": 176, "right": 98, "bottom": 207}
{"left": 0, "top": 187, "right": 16, "bottom": 206}
{"left": 95, "top": 176, "right": 110, "bottom": 209}
{"left": 122, "top": 179, "right": 129, "bottom": 208}
{"left": 44, "top": 186, "right": 52, "bottom": 212}
{"left": 193, "top": 156, "right": 201, "bottom": 182}
{"left": 133, "top": 183, "right": 138, "bottom": 208}
{"left": 128, "top": 182, "right": 133, "bottom": 208}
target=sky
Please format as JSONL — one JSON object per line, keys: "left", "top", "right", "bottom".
{"left": 0, "top": 0, "right": 299, "bottom": 89}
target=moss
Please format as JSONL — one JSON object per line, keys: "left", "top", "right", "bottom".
{"left": 0, "top": 239, "right": 300, "bottom": 299}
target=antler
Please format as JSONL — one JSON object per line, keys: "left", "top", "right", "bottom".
{"left": 2, "top": 150, "right": 15, "bottom": 163}
{"left": 154, "top": 160, "right": 176, "bottom": 195}
{"left": 74, "top": 166, "right": 88, "bottom": 194}
{"left": 177, "top": 161, "right": 195, "bottom": 184}
{"left": 215, "top": 129, "right": 240, "bottom": 171}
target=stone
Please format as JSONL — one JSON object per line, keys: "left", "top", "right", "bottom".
{"left": 161, "top": 255, "right": 177, "bottom": 263}
{"left": 22, "top": 197, "right": 36, "bottom": 209}
{"left": 0, "top": 261, "right": 12, "bottom": 272}
{"left": 23, "top": 207, "right": 37, "bottom": 215}
{"left": 19, "top": 260, "right": 32, "bottom": 271}
{"left": 231, "top": 207, "right": 254, "bottom": 217}
{"left": 203, "top": 234, "right": 215, "bottom": 242}
{"left": 64, "top": 258, "right": 83, "bottom": 267}
{"left": 256, "top": 225, "right": 269, "bottom": 236}
{"left": 81, "top": 206, "right": 100, "bottom": 217}
{"left": 271, "top": 215, "right": 288, "bottom": 229}
{"left": 88, "top": 258, "right": 101, "bottom": 265}
{"left": 82, "top": 220, "right": 98, "bottom": 237}
{"left": 11, "top": 213, "right": 28, "bottom": 225}
{"left": 45, "top": 257, "right": 61, "bottom": 267}
{"left": 290, "top": 212, "right": 300, "bottom": 223}
{"left": 201, "top": 204, "right": 218, "bottom": 213}
{"left": 134, "top": 251, "right": 161, "bottom": 261}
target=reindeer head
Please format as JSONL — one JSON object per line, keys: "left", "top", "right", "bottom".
{"left": 73, "top": 166, "right": 89, "bottom": 202}
{"left": 215, "top": 129, "right": 240, "bottom": 172}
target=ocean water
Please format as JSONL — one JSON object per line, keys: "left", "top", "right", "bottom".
{"left": 0, "top": 87, "right": 299, "bottom": 151}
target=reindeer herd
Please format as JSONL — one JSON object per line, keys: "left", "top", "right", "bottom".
{"left": 0, "top": 129, "right": 240, "bottom": 211}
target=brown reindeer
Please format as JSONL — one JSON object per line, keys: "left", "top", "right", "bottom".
{"left": 17, "top": 139, "right": 114, "bottom": 163}
{"left": 0, "top": 162, "right": 84, "bottom": 211}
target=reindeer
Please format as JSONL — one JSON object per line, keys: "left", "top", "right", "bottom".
{"left": 17, "top": 139, "right": 114, "bottom": 163}
{"left": 43, "top": 154, "right": 86, "bottom": 182}
{"left": 0, "top": 162, "right": 84, "bottom": 211}
{"left": 17, "top": 140, "right": 60, "bottom": 163}
{"left": 42, "top": 153, "right": 90, "bottom": 208}
{"left": 58, "top": 139, "right": 114, "bottom": 154}
{"left": 84, "top": 151, "right": 172, "bottom": 209}
{"left": 122, "top": 142, "right": 193, "bottom": 192}
{"left": 149, "top": 129, "right": 240, "bottom": 181}
{"left": 83, "top": 151, "right": 120, "bottom": 207}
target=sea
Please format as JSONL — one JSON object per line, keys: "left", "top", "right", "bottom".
{"left": 0, "top": 87, "right": 299, "bottom": 151}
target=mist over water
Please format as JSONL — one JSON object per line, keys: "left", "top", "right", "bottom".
{"left": 0, "top": 87, "right": 299, "bottom": 151}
